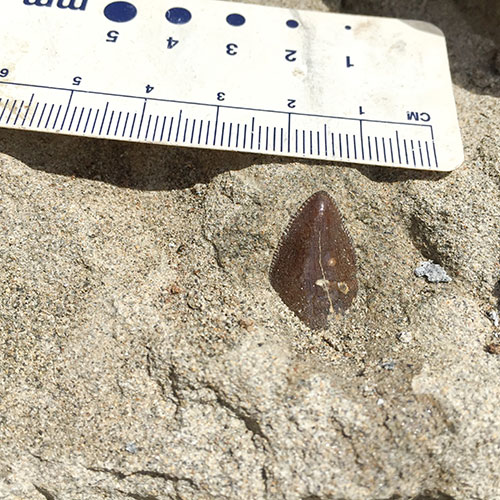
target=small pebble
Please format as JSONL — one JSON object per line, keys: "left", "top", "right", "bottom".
{"left": 485, "top": 343, "right": 500, "bottom": 355}
{"left": 414, "top": 261, "right": 451, "bottom": 283}
{"left": 397, "top": 331, "right": 412, "bottom": 343}
{"left": 125, "top": 442, "right": 138, "bottom": 454}
{"left": 381, "top": 359, "right": 395, "bottom": 370}
{"left": 377, "top": 398, "right": 385, "bottom": 406}
{"left": 486, "top": 310, "right": 499, "bottom": 328}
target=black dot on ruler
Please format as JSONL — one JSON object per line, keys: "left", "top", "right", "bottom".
{"left": 286, "top": 19, "right": 299, "bottom": 28}
{"left": 226, "top": 13, "right": 246, "bottom": 26}
{"left": 166, "top": 7, "right": 192, "bottom": 24}
{"left": 345, "top": 25, "right": 352, "bottom": 30}
{"left": 103, "top": 1, "right": 137, "bottom": 23}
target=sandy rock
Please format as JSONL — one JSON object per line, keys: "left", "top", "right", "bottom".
{"left": 0, "top": 0, "right": 499, "bottom": 499}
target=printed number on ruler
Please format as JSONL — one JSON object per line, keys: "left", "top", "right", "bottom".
{"left": 0, "top": 0, "right": 463, "bottom": 170}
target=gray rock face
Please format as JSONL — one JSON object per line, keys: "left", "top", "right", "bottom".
{"left": 0, "top": 0, "right": 499, "bottom": 499}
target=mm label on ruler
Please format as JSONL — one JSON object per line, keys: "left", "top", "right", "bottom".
{"left": 0, "top": 0, "right": 463, "bottom": 171}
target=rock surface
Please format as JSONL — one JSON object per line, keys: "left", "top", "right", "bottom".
{"left": 0, "top": 0, "right": 499, "bottom": 499}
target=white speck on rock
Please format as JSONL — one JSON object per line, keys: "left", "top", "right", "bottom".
{"left": 486, "top": 310, "right": 499, "bottom": 328}
{"left": 414, "top": 261, "right": 451, "bottom": 283}
{"left": 397, "top": 331, "right": 413, "bottom": 343}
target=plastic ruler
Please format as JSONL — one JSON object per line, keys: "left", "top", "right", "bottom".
{"left": 0, "top": 0, "right": 464, "bottom": 171}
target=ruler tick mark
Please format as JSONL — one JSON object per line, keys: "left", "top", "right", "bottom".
{"left": 403, "top": 138, "right": 409, "bottom": 165}
{"left": 367, "top": 135, "right": 372, "bottom": 160}
{"left": 425, "top": 141, "right": 431, "bottom": 167}
{"left": 168, "top": 116, "right": 174, "bottom": 141}
{"left": 60, "top": 91, "right": 74, "bottom": 130}
{"left": 205, "top": 120, "right": 211, "bottom": 145}
{"left": 338, "top": 132, "right": 343, "bottom": 158}
{"left": 353, "top": 135, "right": 357, "bottom": 159}
{"left": 190, "top": 118, "right": 196, "bottom": 144}
{"left": 68, "top": 106, "right": 77, "bottom": 131}
{"left": 431, "top": 126, "right": 439, "bottom": 168}
{"left": 137, "top": 100, "right": 147, "bottom": 140}
{"left": 375, "top": 136, "right": 379, "bottom": 162}
{"left": 160, "top": 116, "right": 167, "bottom": 141}
{"left": 236, "top": 123, "right": 240, "bottom": 147}
{"left": 220, "top": 122, "right": 225, "bottom": 147}
{"left": 213, "top": 106, "right": 220, "bottom": 146}
{"left": 122, "top": 112, "right": 130, "bottom": 137}
{"left": 52, "top": 104, "right": 62, "bottom": 130}
{"left": 346, "top": 133, "right": 350, "bottom": 159}
{"left": 280, "top": 127, "right": 284, "bottom": 152}
{"left": 395, "top": 131, "right": 401, "bottom": 164}
{"left": 129, "top": 113, "right": 137, "bottom": 138}
{"left": 389, "top": 137, "right": 394, "bottom": 163}
{"left": 114, "top": 111, "right": 122, "bottom": 136}
{"left": 411, "top": 139, "right": 416, "bottom": 166}
{"left": 0, "top": 99, "right": 10, "bottom": 122}
{"left": 273, "top": 126, "right": 277, "bottom": 152}
{"left": 6, "top": 99, "right": 17, "bottom": 124}
{"left": 324, "top": 124, "right": 328, "bottom": 156}
{"left": 99, "top": 103, "right": 110, "bottom": 135}
{"left": 21, "top": 94, "right": 34, "bottom": 127}
{"left": 29, "top": 102, "right": 39, "bottom": 128}
{"left": 382, "top": 137, "right": 387, "bottom": 163}
{"left": 243, "top": 123, "right": 247, "bottom": 149}
{"left": 76, "top": 107, "right": 85, "bottom": 132}
{"left": 251, "top": 117, "right": 255, "bottom": 149}
{"left": 287, "top": 114, "right": 291, "bottom": 153}
{"left": 45, "top": 103, "right": 55, "bottom": 129}
{"left": 331, "top": 132, "right": 335, "bottom": 156}
{"left": 316, "top": 130, "right": 320, "bottom": 155}
{"left": 13, "top": 100, "right": 24, "bottom": 125}
{"left": 106, "top": 109, "right": 115, "bottom": 136}
{"left": 145, "top": 114, "right": 152, "bottom": 140}
{"left": 359, "top": 120, "right": 365, "bottom": 160}
{"left": 197, "top": 119, "right": 203, "bottom": 144}
{"left": 258, "top": 125, "right": 262, "bottom": 150}
{"left": 183, "top": 117, "right": 189, "bottom": 143}
{"left": 152, "top": 115, "right": 159, "bottom": 141}
{"left": 83, "top": 108, "right": 92, "bottom": 133}
{"left": 91, "top": 110, "right": 100, "bottom": 134}
{"left": 418, "top": 140, "right": 423, "bottom": 166}
{"left": 309, "top": 130, "right": 313, "bottom": 155}
{"left": 37, "top": 103, "right": 47, "bottom": 128}
{"left": 107, "top": 110, "right": 116, "bottom": 136}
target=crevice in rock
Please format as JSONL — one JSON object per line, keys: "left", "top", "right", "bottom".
{"left": 413, "top": 493, "right": 454, "bottom": 500}
{"left": 87, "top": 466, "right": 197, "bottom": 491}
{"left": 206, "top": 384, "right": 270, "bottom": 446}
{"left": 408, "top": 214, "right": 446, "bottom": 264}
{"left": 116, "top": 491, "right": 159, "bottom": 500}
{"left": 144, "top": 346, "right": 183, "bottom": 420}
{"left": 33, "top": 485, "right": 56, "bottom": 500}
{"left": 87, "top": 466, "right": 127, "bottom": 479}
{"left": 133, "top": 470, "right": 197, "bottom": 490}
{"left": 201, "top": 228, "right": 224, "bottom": 270}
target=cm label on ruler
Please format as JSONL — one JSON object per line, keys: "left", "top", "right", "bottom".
{"left": 1, "top": 0, "right": 463, "bottom": 170}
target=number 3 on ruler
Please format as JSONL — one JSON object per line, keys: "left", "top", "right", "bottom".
{"left": 226, "top": 44, "right": 238, "bottom": 56}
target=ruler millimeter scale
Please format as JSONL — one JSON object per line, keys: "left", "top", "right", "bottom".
{"left": 0, "top": 0, "right": 463, "bottom": 171}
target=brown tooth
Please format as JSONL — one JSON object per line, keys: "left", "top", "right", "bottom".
{"left": 269, "top": 191, "right": 357, "bottom": 330}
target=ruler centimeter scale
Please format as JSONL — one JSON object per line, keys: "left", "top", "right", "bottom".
{"left": 0, "top": 0, "right": 463, "bottom": 171}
